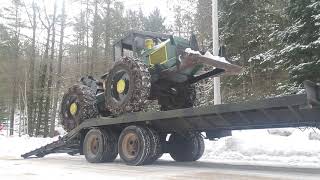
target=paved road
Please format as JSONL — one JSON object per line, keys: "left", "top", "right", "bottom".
{"left": 0, "top": 155, "right": 320, "bottom": 180}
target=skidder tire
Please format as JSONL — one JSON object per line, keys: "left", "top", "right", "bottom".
{"left": 160, "top": 84, "right": 196, "bottom": 111}
{"left": 169, "top": 132, "right": 204, "bottom": 162}
{"left": 60, "top": 85, "right": 98, "bottom": 131}
{"left": 144, "top": 127, "right": 163, "bottom": 164}
{"left": 105, "top": 57, "right": 151, "bottom": 115}
{"left": 118, "top": 125, "right": 151, "bottom": 166}
{"left": 83, "top": 128, "right": 117, "bottom": 163}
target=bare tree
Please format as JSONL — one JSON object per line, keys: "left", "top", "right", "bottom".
{"left": 23, "top": 0, "right": 38, "bottom": 136}
{"left": 48, "top": 0, "right": 58, "bottom": 137}
{"left": 50, "top": 0, "right": 66, "bottom": 137}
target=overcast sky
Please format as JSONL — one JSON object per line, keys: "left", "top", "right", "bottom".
{"left": 0, "top": 0, "right": 192, "bottom": 44}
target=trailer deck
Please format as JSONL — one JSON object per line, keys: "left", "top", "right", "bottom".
{"left": 21, "top": 81, "right": 320, "bottom": 159}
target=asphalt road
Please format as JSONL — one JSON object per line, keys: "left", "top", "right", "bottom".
{"left": 0, "top": 155, "right": 320, "bottom": 180}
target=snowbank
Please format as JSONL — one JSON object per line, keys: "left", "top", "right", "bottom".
{"left": 203, "top": 128, "right": 320, "bottom": 167}
{"left": 0, "top": 135, "right": 58, "bottom": 158}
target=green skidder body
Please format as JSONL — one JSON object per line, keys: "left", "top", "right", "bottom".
{"left": 141, "top": 37, "right": 203, "bottom": 81}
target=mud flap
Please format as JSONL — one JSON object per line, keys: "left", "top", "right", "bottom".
{"left": 304, "top": 80, "right": 320, "bottom": 106}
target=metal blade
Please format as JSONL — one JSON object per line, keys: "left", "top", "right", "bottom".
{"left": 189, "top": 54, "right": 243, "bottom": 75}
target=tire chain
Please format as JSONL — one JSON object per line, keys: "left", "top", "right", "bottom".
{"left": 60, "top": 85, "right": 99, "bottom": 131}
{"left": 107, "top": 57, "right": 151, "bottom": 115}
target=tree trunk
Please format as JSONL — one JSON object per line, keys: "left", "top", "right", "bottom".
{"left": 49, "top": 0, "right": 58, "bottom": 137}
{"left": 104, "top": 1, "right": 111, "bottom": 67}
{"left": 39, "top": 24, "right": 51, "bottom": 137}
{"left": 86, "top": 0, "right": 90, "bottom": 74}
{"left": 9, "top": 86, "right": 17, "bottom": 136}
{"left": 27, "top": 1, "right": 37, "bottom": 136}
{"left": 91, "top": 0, "right": 99, "bottom": 75}
{"left": 50, "top": 0, "right": 65, "bottom": 137}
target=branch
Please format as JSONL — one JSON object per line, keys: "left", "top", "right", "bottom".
{"left": 22, "top": 0, "right": 33, "bottom": 26}
{"left": 37, "top": 6, "right": 48, "bottom": 29}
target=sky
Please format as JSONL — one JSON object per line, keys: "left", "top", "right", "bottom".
{"left": 0, "top": 0, "right": 192, "bottom": 44}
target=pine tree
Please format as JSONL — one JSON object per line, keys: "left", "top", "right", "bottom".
{"left": 143, "top": 8, "right": 166, "bottom": 33}
{"left": 279, "top": 0, "right": 320, "bottom": 90}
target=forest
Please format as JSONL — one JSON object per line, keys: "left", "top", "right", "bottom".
{"left": 0, "top": 0, "right": 319, "bottom": 137}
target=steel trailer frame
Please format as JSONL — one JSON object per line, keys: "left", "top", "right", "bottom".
{"left": 22, "top": 81, "right": 320, "bottom": 159}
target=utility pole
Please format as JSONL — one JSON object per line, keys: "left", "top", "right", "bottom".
{"left": 212, "top": 0, "right": 221, "bottom": 104}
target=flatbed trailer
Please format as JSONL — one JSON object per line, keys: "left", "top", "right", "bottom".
{"left": 22, "top": 81, "right": 320, "bottom": 165}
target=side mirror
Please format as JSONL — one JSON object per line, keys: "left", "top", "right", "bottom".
{"left": 169, "top": 35, "right": 175, "bottom": 45}
{"left": 189, "top": 34, "right": 199, "bottom": 51}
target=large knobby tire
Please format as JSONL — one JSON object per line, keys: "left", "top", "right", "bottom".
{"left": 118, "top": 125, "right": 152, "bottom": 166}
{"left": 169, "top": 132, "right": 204, "bottom": 162}
{"left": 144, "top": 127, "right": 163, "bottom": 164}
{"left": 83, "top": 128, "right": 118, "bottom": 163}
{"left": 105, "top": 57, "right": 151, "bottom": 115}
{"left": 60, "top": 85, "right": 99, "bottom": 131}
{"left": 160, "top": 84, "right": 196, "bottom": 111}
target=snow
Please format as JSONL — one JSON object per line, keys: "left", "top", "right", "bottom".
{"left": 184, "top": 48, "right": 231, "bottom": 64}
{"left": 203, "top": 51, "right": 231, "bottom": 64}
{"left": 0, "top": 135, "right": 59, "bottom": 158}
{"left": 1, "top": 128, "right": 320, "bottom": 168}
{"left": 185, "top": 48, "right": 201, "bottom": 55}
{"left": 202, "top": 129, "right": 320, "bottom": 168}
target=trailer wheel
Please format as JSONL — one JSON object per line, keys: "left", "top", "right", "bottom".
{"left": 102, "top": 128, "right": 119, "bottom": 162}
{"left": 118, "top": 125, "right": 151, "bottom": 166}
{"left": 144, "top": 127, "right": 163, "bottom": 164}
{"left": 169, "top": 132, "right": 204, "bottom": 162}
{"left": 83, "top": 128, "right": 118, "bottom": 163}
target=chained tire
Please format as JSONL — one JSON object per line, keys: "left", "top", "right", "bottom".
{"left": 160, "top": 84, "right": 196, "bottom": 111}
{"left": 105, "top": 57, "right": 151, "bottom": 115}
{"left": 118, "top": 125, "right": 152, "bottom": 166}
{"left": 144, "top": 127, "right": 163, "bottom": 164}
{"left": 83, "top": 128, "right": 118, "bottom": 163}
{"left": 60, "top": 85, "right": 99, "bottom": 131}
{"left": 169, "top": 132, "right": 204, "bottom": 162}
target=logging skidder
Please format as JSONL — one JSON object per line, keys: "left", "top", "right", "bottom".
{"left": 60, "top": 31, "right": 242, "bottom": 131}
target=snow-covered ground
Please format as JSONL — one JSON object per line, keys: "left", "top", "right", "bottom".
{"left": 1, "top": 128, "right": 320, "bottom": 168}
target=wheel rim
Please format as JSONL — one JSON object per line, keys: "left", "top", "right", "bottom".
{"left": 110, "top": 70, "right": 130, "bottom": 103}
{"left": 63, "top": 95, "right": 78, "bottom": 118}
{"left": 88, "top": 135, "right": 100, "bottom": 155}
{"left": 121, "top": 132, "right": 140, "bottom": 159}
{"left": 69, "top": 103, "right": 78, "bottom": 116}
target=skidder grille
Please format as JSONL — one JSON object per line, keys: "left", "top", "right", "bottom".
{"left": 149, "top": 45, "right": 167, "bottom": 65}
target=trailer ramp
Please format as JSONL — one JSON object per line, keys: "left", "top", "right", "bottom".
{"left": 21, "top": 126, "right": 83, "bottom": 158}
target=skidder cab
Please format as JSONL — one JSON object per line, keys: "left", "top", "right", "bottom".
{"left": 60, "top": 30, "right": 242, "bottom": 131}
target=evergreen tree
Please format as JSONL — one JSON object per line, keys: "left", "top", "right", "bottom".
{"left": 279, "top": 0, "right": 320, "bottom": 90}
{"left": 143, "top": 8, "right": 166, "bottom": 33}
{"left": 126, "top": 9, "right": 145, "bottom": 31}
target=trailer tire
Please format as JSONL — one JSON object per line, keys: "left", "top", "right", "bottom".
{"left": 193, "top": 133, "right": 205, "bottom": 161}
{"left": 83, "top": 128, "right": 117, "bottom": 163}
{"left": 169, "top": 132, "right": 204, "bottom": 162}
{"left": 144, "top": 127, "right": 163, "bottom": 164}
{"left": 118, "top": 125, "right": 151, "bottom": 166}
{"left": 102, "top": 128, "right": 119, "bottom": 162}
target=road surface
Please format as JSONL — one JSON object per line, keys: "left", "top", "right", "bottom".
{"left": 0, "top": 155, "right": 320, "bottom": 180}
